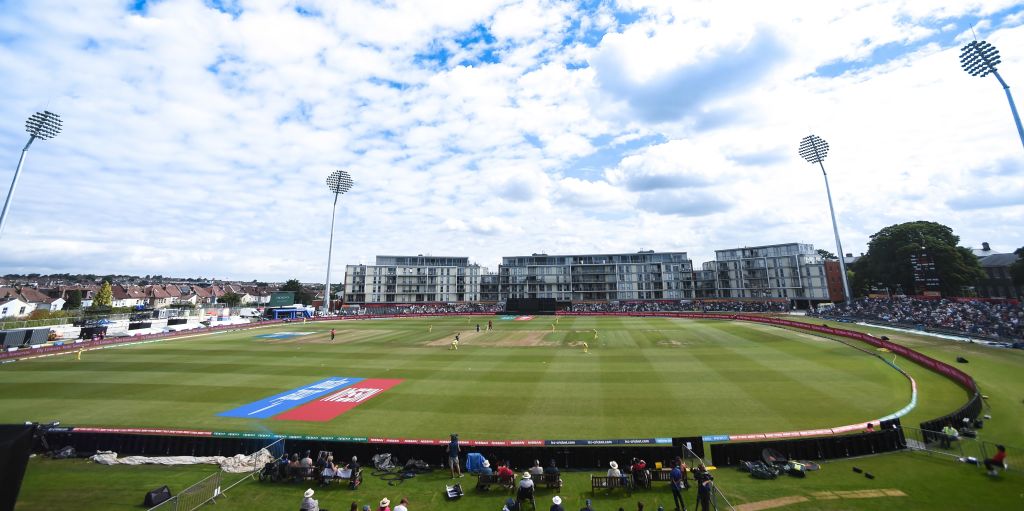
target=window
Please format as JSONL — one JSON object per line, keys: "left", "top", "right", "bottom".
{"left": 19, "top": 306, "right": 26, "bottom": 314}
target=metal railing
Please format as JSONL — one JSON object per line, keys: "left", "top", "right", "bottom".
{"left": 901, "top": 426, "right": 1020, "bottom": 474}
{"left": 148, "top": 472, "right": 222, "bottom": 511}
{"left": 146, "top": 438, "right": 285, "bottom": 511}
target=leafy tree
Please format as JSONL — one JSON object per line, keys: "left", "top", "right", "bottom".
{"left": 221, "top": 291, "right": 243, "bottom": 307}
{"left": 816, "top": 249, "right": 838, "bottom": 260}
{"left": 1010, "top": 247, "right": 1024, "bottom": 286}
{"left": 64, "top": 289, "right": 82, "bottom": 310}
{"left": 93, "top": 281, "right": 113, "bottom": 308}
{"left": 281, "top": 279, "right": 313, "bottom": 305}
{"left": 854, "top": 221, "right": 984, "bottom": 296}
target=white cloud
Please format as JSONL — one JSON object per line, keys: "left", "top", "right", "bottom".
{"left": 0, "top": 0, "right": 1022, "bottom": 280}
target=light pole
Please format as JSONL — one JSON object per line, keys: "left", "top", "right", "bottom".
{"left": 323, "top": 170, "right": 354, "bottom": 316}
{"left": 960, "top": 39, "right": 1024, "bottom": 151}
{"left": 799, "top": 134, "right": 852, "bottom": 302}
{"left": 1, "top": 111, "right": 62, "bottom": 239}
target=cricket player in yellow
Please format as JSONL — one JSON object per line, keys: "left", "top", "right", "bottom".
{"left": 582, "top": 341, "right": 589, "bottom": 354}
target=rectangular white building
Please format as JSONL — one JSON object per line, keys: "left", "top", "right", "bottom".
{"left": 343, "top": 255, "right": 483, "bottom": 304}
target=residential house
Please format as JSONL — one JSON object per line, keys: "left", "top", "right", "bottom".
{"left": 191, "top": 285, "right": 212, "bottom": 305}
{"left": 0, "top": 297, "right": 32, "bottom": 318}
{"left": 18, "top": 287, "right": 65, "bottom": 312}
{"left": 225, "top": 284, "right": 257, "bottom": 305}
{"left": 146, "top": 285, "right": 174, "bottom": 309}
{"left": 112, "top": 285, "right": 148, "bottom": 308}
{"left": 59, "top": 285, "right": 98, "bottom": 308}
{"left": 163, "top": 284, "right": 183, "bottom": 304}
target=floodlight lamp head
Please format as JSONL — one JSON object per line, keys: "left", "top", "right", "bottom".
{"left": 799, "top": 134, "right": 829, "bottom": 164}
{"left": 959, "top": 40, "right": 1001, "bottom": 78}
{"left": 326, "top": 170, "right": 353, "bottom": 195}
{"left": 25, "top": 110, "right": 62, "bottom": 140}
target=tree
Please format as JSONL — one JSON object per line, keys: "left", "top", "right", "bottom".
{"left": 221, "top": 291, "right": 243, "bottom": 307}
{"left": 854, "top": 221, "right": 984, "bottom": 297}
{"left": 816, "top": 249, "right": 838, "bottom": 260}
{"left": 1010, "top": 247, "right": 1024, "bottom": 286}
{"left": 281, "top": 279, "right": 313, "bottom": 305}
{"left": 65, "top": 289, "right": 82, "bottom": 310}
{"left": 93, "top": 281, "right": 113, "bottom": 308}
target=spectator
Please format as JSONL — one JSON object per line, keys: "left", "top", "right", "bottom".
{"left": 447, "top": 434, "right": 462, "bottom": 478}
{"left": 693, "top": 465, "right": 713, "bottom": 511}
{"left": 810, "top": 297, "right": 1023, "bottom": 341}
{"left": 630, "top": 458, "right": 648, "bottom": 488}
{"left": 393, "top": 497, "right": 409, "bottom": 511}
{"left": 669, "top": 458, "right": 687, "bottom": 511}
{"left": 544, "top": 459, "right": 560, "bottom": 476}
{"left": 320, "top": 455, "right": 338, "bottom": 480}
{"left": 529, "top": 459, "right": 545, "bottom": 476}
{"left": 985, "top": 445, "right": 1007, "bottom": 476}
{"left": 502, "top": 497, "right": 517, "bottom": 511}
{"left": 941, "top": 423, "right": 959, "bottom": 448}
{"left": 348, "top": 456, "right": 361, "bottom": 482}
{"left": 378, "top": 497, "right": 391, "bottom": 511}
{"left": 349, "top": 503, "right": 358, "bottom": 511}
{"left": 551, "top": 496, "right": 565, "bottom": 511}
{"left": 579, "top": 499, "right": 594, "bottom": 511}
{"left": 517, "top": 472, "right": 536, "bottom": 510}
{"left": 607, "top": 461, "right": 621, "bottom": 478}
{"left": 479, "top": 459, "right": 493, "bottom": 476}
{"left": 497, "top": 461, "right": 515, "bottom": 487}
{"left": 301, "top": 451, "right": 313, "bottom": 469}
{"left": 301, "top": 488, "right": 325, "bottom": 511}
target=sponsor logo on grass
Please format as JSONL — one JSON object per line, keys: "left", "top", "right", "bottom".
{"left": 514, "top": 315, "right": 535, "bottom": 321}
{"left": 274, "top": 379, "right": 404, "bottom": 422}
{"left": 218, "top": 377, "right": 363, "bottom": 419}
{"left": 254, "top": 331, "right": 314, "bottom": 339}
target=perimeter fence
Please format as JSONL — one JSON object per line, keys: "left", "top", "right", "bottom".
{"left": 146, "top": 438, "right": 285, "bottom": 511}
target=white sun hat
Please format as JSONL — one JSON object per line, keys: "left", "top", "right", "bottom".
{"left": 522, "top": 472, "right": 531, "bottom": 479}
{"left": 609, "top": 461, "right": 618, "bottom": 469}
{"left": 304, "top": 488, "right": 314, "bottom": 498}
{"left": 552, "top": 496, "right": 562, "bottom": 505}
{"left": 380, "top": 497, "right": 390, "bottom": 507}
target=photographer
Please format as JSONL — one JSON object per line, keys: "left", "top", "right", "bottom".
{"left": 691, "top": 464, "right": 713, "bottom": 511}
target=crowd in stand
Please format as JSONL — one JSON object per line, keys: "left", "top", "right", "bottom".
{"left": 334, "top": 300, "right": 791, "bottom": 316}
{"left": 568, "top": 300, "right": 790, "bottom": 313}
{"left": 809, "top": 298, "right": 1024, "bottom": 341}
{"left": 339, "top": 303, "right": 503, "bottom": 316}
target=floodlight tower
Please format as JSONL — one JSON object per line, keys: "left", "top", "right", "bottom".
{"left": 960, "top": 40, "right": 1024, "bottom": 151}
{"left": 1, "top": 111, "right": 62, "bottom": 239}
{"left": 799, "top": 134, "right": 852, "bottom": 302}
{"left": 323, "top": 170, "right": 354, "bottom": 315}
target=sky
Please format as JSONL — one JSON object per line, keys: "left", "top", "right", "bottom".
{"left": 0, "top": 0, "right": 1022, "bottom": 282}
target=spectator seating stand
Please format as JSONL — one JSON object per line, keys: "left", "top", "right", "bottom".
{"left": 540, "top": 472, "right": 562, "bottom": 489}
{"left": 476, "top": 473, "right": 516, "bottom": 491}
{"left": 590, "top": 475, "right": 632, "bottom": 494}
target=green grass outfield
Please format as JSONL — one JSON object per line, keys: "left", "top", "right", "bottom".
{"left": 8, "top": 315, "right": 1024, "bottom": 510}
{"left": 0, "top": 316, "right": 920, "bottom": 439}
{"left": 16, "top": 451, "right": 1023, "bottom": 510}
